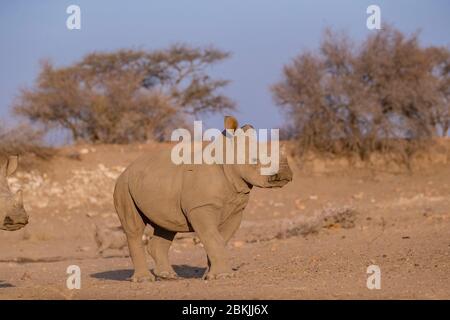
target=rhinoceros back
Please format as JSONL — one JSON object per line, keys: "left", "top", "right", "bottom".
{"left": 126, "top": 149, "right": 191, "bottom": 232}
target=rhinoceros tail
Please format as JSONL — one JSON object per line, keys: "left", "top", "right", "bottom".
{"left": 113, "top": 170, "right": 146, "bottom": 238}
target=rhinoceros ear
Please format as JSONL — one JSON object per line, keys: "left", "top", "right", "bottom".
{"left": 241, "top": 124, "right": 254, "bottom": 132}
{"left": 224, "top": 116, "right": 238, "bottom": 131}
{"left": 6, "top": 156, "right": 19, "bottom": 177}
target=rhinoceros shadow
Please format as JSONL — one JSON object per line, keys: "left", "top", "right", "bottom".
{"left": 0, "top": 280, "right": 14, "bottom": 288}
{"left": 173, "top": 265, "right": 206, "bottom": 279}
{"left": 91, "top": 265, "right": 206, "bottom": 281}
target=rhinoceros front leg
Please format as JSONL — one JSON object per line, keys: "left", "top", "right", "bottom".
{"left": 219, "top": 211, "right": 243, "bottom": 244}
{"left": 205, "top": 211, "right": 244, "bottom": 273}
{"left": 188, "top": 207, "right": 233, "bottom": 280}
{"left": 147, "top": 226, "right": 177, "bottom": 280}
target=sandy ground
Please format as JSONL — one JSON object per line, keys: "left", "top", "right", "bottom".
{"left": 0, "top": 144, "right": 449, "bottom": 299}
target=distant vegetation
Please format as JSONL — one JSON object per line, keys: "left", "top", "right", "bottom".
{"left": 13, "top": 44, "right": 235, "bottom": 143}
{"left": 272, "top": 26, "right": 449, "bottom": 161}
{"left": 7, "top": 27, "right": 450, "bottom": 165}
{"left": 0, "top": 123, "right": 52, "bottom": 159}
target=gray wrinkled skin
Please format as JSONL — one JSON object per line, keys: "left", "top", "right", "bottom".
{"left": 0, "top": 156, "right": 28, "bottom": 231}
{"left": 114, "top": 117, "right": 293, "bottom": 282}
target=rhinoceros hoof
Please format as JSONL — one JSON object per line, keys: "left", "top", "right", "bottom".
{"left": 128, "top": 273, "right": 155, "bottom": 283}
{"left": 154, "top": 270, "right": 178, "bottom": 280}
{"left": 205, "top": 272, "right": 234, "bottom": 280}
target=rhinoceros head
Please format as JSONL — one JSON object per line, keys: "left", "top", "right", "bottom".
{"left": 222, "top": 116, "right": 293, "bottom": 190}
{"left": 0, "top": 156, "right": 28, "bottom": 231}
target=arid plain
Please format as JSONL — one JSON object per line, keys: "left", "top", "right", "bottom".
{"left": 0, "top": 142, "right": 449, "bottom": 299}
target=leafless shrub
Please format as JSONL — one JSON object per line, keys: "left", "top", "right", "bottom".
{"left": 65, "top": 151, "right": 82, "bottom": 161}
{"left": 320, "top": 206, "right": 357, "bottom": 229}
{"left": 276, "top": 206, "right": 357, "bottom": 239}
{"left": 0, "top": 123, "right": 53, "bottom": 159}
{"left": 272, "top": 26, "right": 450, "bottom": 164}
{"left": 243, "top": 205, "right": 358, "bottom": 242}
{"left": 427, "top": 46, "right": 450, "bottom": 137}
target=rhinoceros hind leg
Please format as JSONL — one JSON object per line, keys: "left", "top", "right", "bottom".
{"left": 114, "top": 175, "right": 155, "bottom": 282}
{"left": 124, "top": 225, "right": 155, "bottom": 282}
{"left": 147, "top": 226, "right": 178, "bottom": 280}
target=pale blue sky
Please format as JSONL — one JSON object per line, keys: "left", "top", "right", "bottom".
{"left": 1, "top": 0, "right": 449, "bottom": 139}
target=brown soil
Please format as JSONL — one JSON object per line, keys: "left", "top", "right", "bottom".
{"left": 0, "top": 143, "right": 449, "bottom": 299}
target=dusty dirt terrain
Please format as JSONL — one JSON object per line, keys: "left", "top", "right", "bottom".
{"left": 0, "top": 143, "right": 449, "bottom": 299}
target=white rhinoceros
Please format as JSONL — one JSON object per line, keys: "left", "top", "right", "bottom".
{"left": 113, "top": 116, "right": 293, "bottom": 281}
{"left": 0, "top": 156, "right": 28, "bottom": 231}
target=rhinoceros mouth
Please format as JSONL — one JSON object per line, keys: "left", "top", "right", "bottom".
{"left": 1, "top": 222, "right": 27, "bottom": 231}
{"left": 2, "top": 216, "right": 28, "bottom": 231}
{"left": 267, "top": 173, "right": 292, "bottom": 187}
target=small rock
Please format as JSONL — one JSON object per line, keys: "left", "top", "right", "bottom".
{"left": 273, "top": 202, "right": 284, "bottom": 207}
{"left": 20, "top": 272, "right": 32, "bottom": 280}
{"left": 233, "top": 241, "right": 244, "bottom": 248}
{"left": 352, "top": 192, "right": 364, "bottom": 200}
{"left": 294, "top": 199, "right": 305, "bottom": 210}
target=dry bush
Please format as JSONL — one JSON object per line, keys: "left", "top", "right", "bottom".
{"left": 272, "top": 26, "right": 450, "bottom": 163}
{"left": 13, "top": 44, "right": 235, "bottom": 144}
{"left": 0, "top": 123, "right": 53, "bottom": 159}
{"left": 242, "top": 206, "right": 358, "bottom": 243}
{"left": 427, "top": 46, "right": 450, "bottom": 136}
{"left": 276, "top": 206, "right": 358, "bottom": 240}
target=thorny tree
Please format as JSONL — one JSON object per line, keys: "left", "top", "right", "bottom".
{"left": 272, "top": 26, "right": 450, "bottom": 161}
{"left": 14, "top": 44, "right": 235, "bottom": 143}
